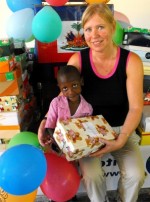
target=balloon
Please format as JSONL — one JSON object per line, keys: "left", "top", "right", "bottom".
{"left": 32, "top": 6, "right": 62, "bottom": 43}
{"left": 85, "top": 0, "right": 110, "bottom": 3}
{"left": 113, "top": 21, "right": 124, "bottom": 45}
{"left": 0, "top": 144, "right": 47, "bottom": 195}
{"left": 114, "top": 11, "right": 130, "bottom": 24}
{"left": 6, "top": 0, "right": 42, "bottom": 12}
{"left": 117, "top": 20, "right": 132, "bottom": 29}
{"left": 25, "top": 35, "right": 35, "bottom": 42}
{"left": 7, "top": 131, "right": 40, "bottom": 149}
{"left": 40, "top": 153, "right": 80, "bottom": 202}
{"left": 6, "top": 8, "right": 34, "bottom": 40}
{"left": 0, "top": 188, "right": 37, "bottom": 202}
{"left": 45, "top": 0, "right": 68, "bottom": 6}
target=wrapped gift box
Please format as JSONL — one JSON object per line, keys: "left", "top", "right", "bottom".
{"left": 0, "top": 65, "right": 23, "bottom": 96}
{"left": 0, "top": 95, "right": 37, "bottom": 133}
{"left": 53, "top": 115, "right": 117, "bottom": 161}
{"left": 14, "top": 39, "right": 26, "bottom": 55}
{"left": 0, "top": 55, "right": 15, "bottom": 73}
{"left": 140, "top": 105, "right": 150, "bottom": 132}
{"left": 15, "top": 53, "right": 27, "bottom": 71}
{"left": 123, "top": 27, "right": 150, "bottom": 47}
{"left": 137, "top": 125, "right": 150, "bottom": 145}
{"left": 0, "top": 95, "right": 22, "bottom": 112}
{"left": 0, "top": 38, "right": 14, "bottom": 57}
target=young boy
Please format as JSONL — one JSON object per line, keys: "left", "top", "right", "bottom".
{"left": 40, "top": 65, "right": 93, "bottom": 149}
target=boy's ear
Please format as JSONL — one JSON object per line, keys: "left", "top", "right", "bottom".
{"left": 80, "top": 77, "right": 84, "bottom": 86}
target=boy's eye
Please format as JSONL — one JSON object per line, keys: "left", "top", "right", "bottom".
{"left": 72, "top": 84, "right": 78, "bottom": 88}
{"left": 62, "top": 87, "right": 68, "bottom": 91}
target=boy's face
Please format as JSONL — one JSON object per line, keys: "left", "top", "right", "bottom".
{"left": 57, "top": 73, "right": 83, "bottom": 102}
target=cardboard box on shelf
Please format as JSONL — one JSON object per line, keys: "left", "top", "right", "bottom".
{"left": 123, "top": 27, "right": 150, "bottom": 47}
{"left": 53, "top": 115, "right": 117, "bottom": 161}
{"left": 137, "top": 125, "right": 150, "bottom": 145}
{"left": 0, "top": 65, "right": 23, "bottom": 96}
{"left": 0, "top": 39, "right": 14, "bottom": 57}
{"left": 0, "top": 55, "right": 15, "bottom": 73}
{"left": 140, "top": 105, "right": 150, "bottom": 131}
{"left": 15, "top": 53, "right": 27, "bottom": 71}
{"left": 0, "top": 95, "right": 23, "bottom": 112}
{"left": 0, "top": 96, "right": 37, "bottom": 139}
{"left": 0, "top": 129, "right": 20, "bottom": 139}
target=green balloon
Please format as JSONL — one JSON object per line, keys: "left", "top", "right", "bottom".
{"left": 7, "top": 131, "right": 40, "bottom": 149}
{"left": 113, "top": 21, "right": 124, "bottom": 45}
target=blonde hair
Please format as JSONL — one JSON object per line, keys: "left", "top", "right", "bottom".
{"left": 82, "top": 3, "right": 116, "bottom": 28}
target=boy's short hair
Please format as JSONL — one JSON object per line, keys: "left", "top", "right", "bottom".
{"left": 57, "top": 65, "right": 81, "bottom": 80}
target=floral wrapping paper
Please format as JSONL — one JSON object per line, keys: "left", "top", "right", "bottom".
{"left": 54, "top": 115, "right": 117, "bottom": 161}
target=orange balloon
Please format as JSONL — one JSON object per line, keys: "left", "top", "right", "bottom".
{"left": 0, "top": 188, "right": 37, "bottom": 202}
{"left": 85, "top": 0, "right": 110, "bottom": 3}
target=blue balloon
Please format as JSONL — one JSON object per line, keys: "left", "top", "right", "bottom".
{"left": 32, "top": 6, "right": 62, "bottom": 43}
{"left": 6, "top": 8, "right": 34, "bottom": 40}
{"left": 6, "top": 0, "right": 42, "bottom": 12}
{"left": 0, "top": 144, "right": 47, "bottom": 195}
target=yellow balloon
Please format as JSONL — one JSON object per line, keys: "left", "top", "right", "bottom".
{"left": 85, "top": 0, "right": 110, "bottom": 3}
{"left": 0, "top": 188, "right": 37, "bottom": 202}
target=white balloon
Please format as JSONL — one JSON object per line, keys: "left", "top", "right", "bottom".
{"left": 6, "top": 8, "right": 34, "bottom": 40}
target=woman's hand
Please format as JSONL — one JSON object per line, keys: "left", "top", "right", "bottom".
{"left": 90, "top": 134, "right": 128, "bottom": 158}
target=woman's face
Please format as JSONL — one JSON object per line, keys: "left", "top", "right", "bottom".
{"left": 83, "top": 14, "right": 115, "bottom": 52}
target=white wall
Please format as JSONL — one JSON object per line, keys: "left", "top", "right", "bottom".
{"left": 110, "top": 0, "right": 150, "bottom": 28}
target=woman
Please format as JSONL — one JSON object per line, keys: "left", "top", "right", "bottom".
{"left": 38, "top": 3, "right": 145, "bottom": 202}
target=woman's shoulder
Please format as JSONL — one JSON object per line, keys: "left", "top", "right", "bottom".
{"left": 67, "top": 52, "right": 81, "bottom": 70}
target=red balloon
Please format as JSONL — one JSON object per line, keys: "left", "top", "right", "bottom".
{"left": 45, "top": 0, "right": 69, "bottom": 6}
{"left": 40, "top": 153, "right": 81, "bottom": 202}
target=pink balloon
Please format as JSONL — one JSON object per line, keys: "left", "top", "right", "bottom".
{"left": 114, "top": 11, "right": 130, "bottom": 24}
{"left": 45, "top": 0, "right": 69, "bottom": 6}
{"left": 40, "top": 153, "right": 81, "bottom": 202}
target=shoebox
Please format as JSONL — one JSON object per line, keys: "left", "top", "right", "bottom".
{"left": 0, "top": 95, "right": 23, "bottom": 112}
{"left": 0, "top": 55, "right": 15, "bottom": 73}
{"left": 123, "top": 27, "right": 150, "bottom": 47}
{"left": 143, "top": 62, "right": 150, "bottom": 76}
{"left": 127, "top": 45, "right": 150, "bottom": 63}
{"left": 14, "top": 39, "right": 26, "bottom": 55}
{"left": 53, "top": 115, "right": 117, "bottom": 161}
{"left": 0, "top": 64, "right": 23, "bottom": 96}
{"left": 15, "top": 53, "right": 27, "bottom": 71}
{"left": 0, "top": 95, "right": 36, "bottom": 134}
{"left": 0, "top": 38, "right": 15, "bottom": 57}
{"left": 137, "top": 125, "right": 150, "bottom": 145}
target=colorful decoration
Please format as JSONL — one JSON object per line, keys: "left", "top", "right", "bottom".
{"left": 32, "top": 6, "right": 62, "bottom": 43}
{"left": 6, "top": 0, "right": 42, "bottom": 12}
{"left": 45, "top": 0, "right": 69, "bottom": 6}
{"left": 113, "top": 21, "right": 124, "bottom": 45}
{"left": 85, "top": 0, "right": 110, "bottom": 4}
{"left": 0, "top": 188, "right": 37, "bottom": 202}
{"left": 41, "top": 152, "right": 80, "bottom": 201}
{"left": 7, "top": 131, "right": 40, "bottom": 149}
{"left": 0, "top": 144, "right": 47, "bottom": 195}
{"left": 6, "top": 8, "right": 34, "bottom": 40}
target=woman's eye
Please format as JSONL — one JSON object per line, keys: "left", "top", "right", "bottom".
{"left": 98, "top": 25, "right": 104, "bottom": 31}
{"left": 84, "top": 27, "right": 92, "bottom": 33}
